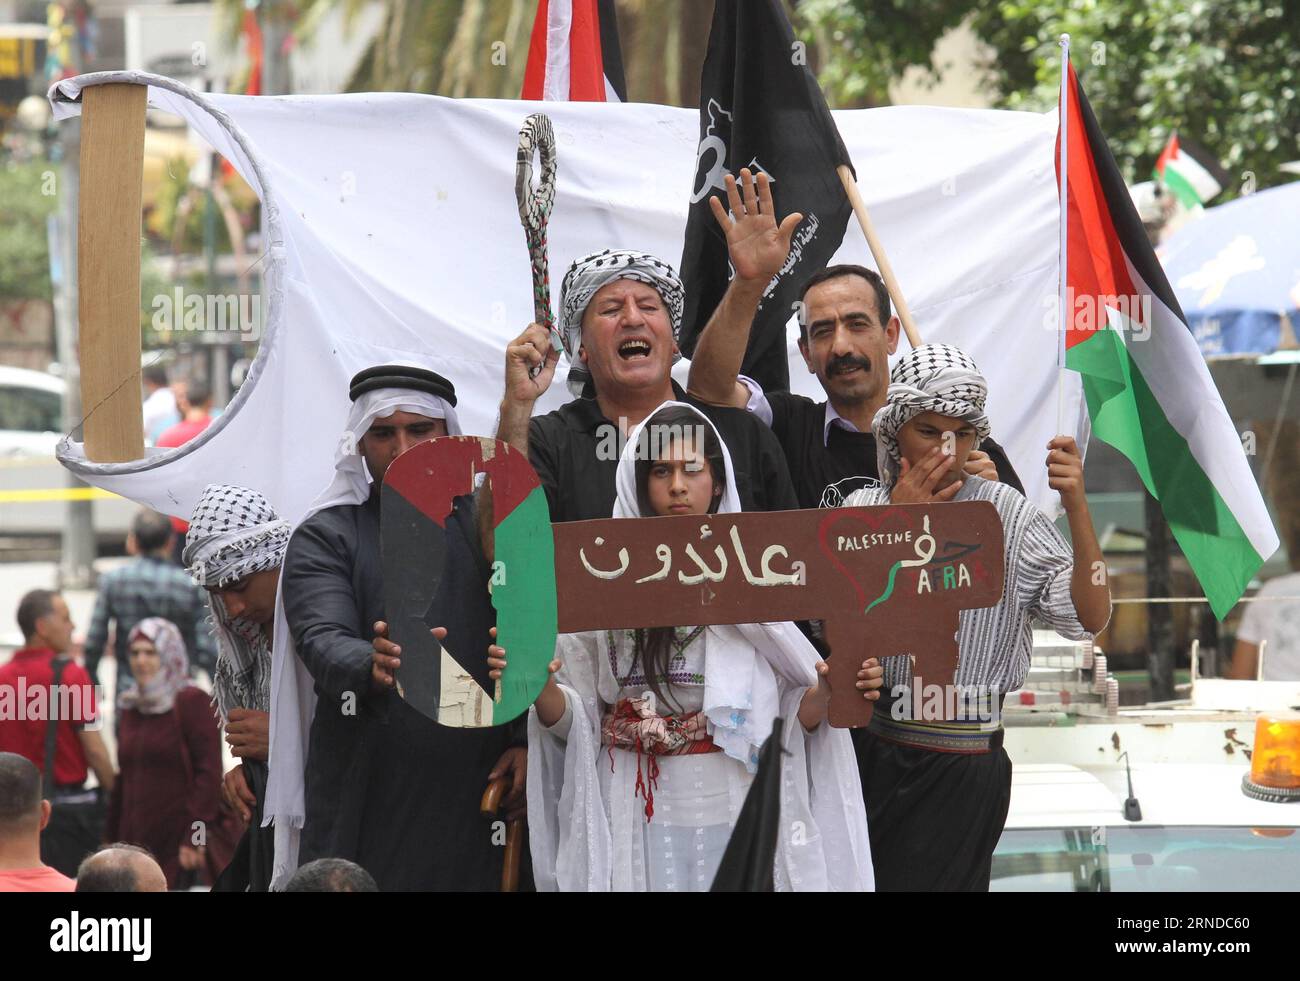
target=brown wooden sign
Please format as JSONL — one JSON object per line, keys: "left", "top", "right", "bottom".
{"left": 553, "top": 502, "right": 1004, "bottom": 727}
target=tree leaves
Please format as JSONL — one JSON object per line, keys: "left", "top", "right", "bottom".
{"left": 803, "top": 0, "right": 1300, "bottom": 197}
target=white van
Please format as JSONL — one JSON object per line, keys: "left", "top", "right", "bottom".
{"left": 0, "top": 365, "right": 64, "bottom": 458}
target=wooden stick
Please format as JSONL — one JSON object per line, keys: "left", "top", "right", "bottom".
{"left": 480, "top": 776, "right": 522, "bottom": 892}
{"left": 79, "top": 83, "right": 147, "bottom": 462}
{"left": 837, "top": 164, "right": 922, "bottom": 348}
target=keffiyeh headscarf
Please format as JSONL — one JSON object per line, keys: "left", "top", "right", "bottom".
{"left": 119, "top": 618, "right": 191, "bottom": 715}
{"left": 559, "top": 249, "right": 685, "bottom": 397}
{"left": 872, "top": 344, "right": 991, "bottom": 489}
{"left": 184, "top": 483, "right": 289, "bottom": 719}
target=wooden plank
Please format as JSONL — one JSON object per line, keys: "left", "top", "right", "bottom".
{"left": 78, "top": 83, "right": 147, "bottom": 462}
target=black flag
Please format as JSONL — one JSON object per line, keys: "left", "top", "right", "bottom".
{"left": 709, "top": 718, "right": 784, "bottom": 892}
{"left": 678, "top": 0, "right": 855, "bottom": 392}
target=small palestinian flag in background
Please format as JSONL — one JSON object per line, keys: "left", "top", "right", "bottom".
{"left": 1058, "top": 62, "right": 1278, "bottom": 619}
{"left": 1153, "top": 133, "right": 1226, "bottom": 209}
{"left": 522, "top": 0, "right": 627, "bottom": 102}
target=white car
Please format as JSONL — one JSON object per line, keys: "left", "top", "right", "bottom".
{"left": 0, "top": 365, "right": 64, "bottom": 458}
{"left": 0, "top": 365, "right": 135, "bottom": 541}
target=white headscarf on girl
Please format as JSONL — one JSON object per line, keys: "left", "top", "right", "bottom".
{"left": 265, "top": 382, "right": 461, "bottom": 890}
{"left": 611, "top": 401, "right": 875, "bottom": 890}
{"left": 613, "top": 401, "right": 817, "bottom": 768}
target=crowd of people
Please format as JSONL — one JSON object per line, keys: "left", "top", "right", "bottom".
{"left": 3, "top": 169, "right": 1113, "bottom": 893}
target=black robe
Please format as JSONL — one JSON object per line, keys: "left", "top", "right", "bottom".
{"left": 281, "top": 486, "right": 523, "bottom": 891}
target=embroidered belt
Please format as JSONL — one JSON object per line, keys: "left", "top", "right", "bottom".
{"left": 867, "top": 712, "right": 1004, "bottom": 755}
{"left": 601, "top": 697, "right": 720, "bottom": 821}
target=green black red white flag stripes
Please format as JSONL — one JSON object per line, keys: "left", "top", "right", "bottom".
{"left": 1057, "top": 62, "right": 1277, "bottom": 619}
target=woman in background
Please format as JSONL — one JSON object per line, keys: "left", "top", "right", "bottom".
{"left": 107, "top": 617, "right": 223, "bottom": 889}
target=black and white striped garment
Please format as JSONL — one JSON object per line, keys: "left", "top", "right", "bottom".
{"left": 842, "top": 475, "right": 1089, "bottom": 696}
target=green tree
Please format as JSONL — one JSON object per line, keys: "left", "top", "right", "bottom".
{"left": 972, "top": 0, "right": 1300, "bottom": 196}
{"left": 796, "top": 0, "right": 971, "bottom": 108}
{"left": 801, "top": 0, "right": 1300, "bottom": 195}
{"left": 0, "top": 160, "right": 58, "bottom": 302}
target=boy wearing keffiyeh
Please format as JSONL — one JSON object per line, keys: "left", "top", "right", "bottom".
{"left": 842, "top": 344, "right": 1110, "bottom": 891}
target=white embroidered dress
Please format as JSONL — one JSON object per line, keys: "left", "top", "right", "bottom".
{"left": 527, "top": 402, "right": 874, "bottom": 892}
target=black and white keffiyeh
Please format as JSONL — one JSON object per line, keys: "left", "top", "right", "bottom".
{"left": 558, "top": 249, "right": 685, "bottom": 396}
{"left": 871, "top": 344, "right": 991, "bottom": 489}
{"left": 184, "top": 483, "right": 289, "bottom": 718}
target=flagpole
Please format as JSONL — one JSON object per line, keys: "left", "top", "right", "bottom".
{"left": 1056, "top": 33, "right": 1071, "bottom": 437}
{"left": 837, "top": 164, "right": 923, "bottom": 348}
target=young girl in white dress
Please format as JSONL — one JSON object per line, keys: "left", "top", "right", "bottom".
{"left": 495, "top": 401, "right": 875, "bottom": 892}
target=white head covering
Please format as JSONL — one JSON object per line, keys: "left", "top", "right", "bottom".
{"left": 612, "top": 401, "right": 817, "bottom": 771}
{"left": 265, "top": 384, "right": 462, "bottom": 889}
{"left": 871, "top": 343, "right": 991, "bottom": 490}
{"left": 558, "top": 250, "right": 685, "bottom": 397}
{"left": 573, "top": 401, "right": 874, "bottom": 891}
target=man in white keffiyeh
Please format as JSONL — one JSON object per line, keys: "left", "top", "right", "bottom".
{"left": 184, "top": 482, "right": 290, "bottom": 892}
{"left": 268, "top": 363, "right": 526, "bottom": 892}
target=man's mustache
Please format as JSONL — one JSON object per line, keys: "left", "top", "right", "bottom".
{"left": 827, "top": 355, "right": 871, "bottom": 376}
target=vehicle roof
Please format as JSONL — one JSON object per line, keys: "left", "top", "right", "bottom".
{"left": 0, "top": 366, "right": 64, "bottom": 394}
{"left": 1007, "top": 763, "right": 1300, "bottom": 829}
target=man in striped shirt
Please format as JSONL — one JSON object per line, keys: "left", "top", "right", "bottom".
{"left": 842, "top": 343, "right": 1110, "bottom": 891}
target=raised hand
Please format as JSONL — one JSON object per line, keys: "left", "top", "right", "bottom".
{"left": 709, "top": 168, "right": 803, "bottom": 285}
{"left": 1046, "top": 435, "right": 1087, "bottom": 513}
{"left": 504, "top": 322, "right": 560, "bottom": 406}
{"left": 490, "top": 626, "right": 567, "bottom": 727}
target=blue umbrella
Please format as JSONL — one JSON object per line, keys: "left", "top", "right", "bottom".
{"left": 1159, "top": 182, "right": 1300, "bottom": 357}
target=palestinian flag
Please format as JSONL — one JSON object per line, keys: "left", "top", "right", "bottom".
{"left": 1153, "top": 133, "right": 1224, "bottom": 209}
{"left": 1059, "top": 63, "right": 1277, "bottom": 619}
{"left": 522, "top": 0, "right": 627, "bottom": 102}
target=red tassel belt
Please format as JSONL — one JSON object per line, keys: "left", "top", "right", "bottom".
{"left": 600, "top": 698, "right": 720, "bottom": 821}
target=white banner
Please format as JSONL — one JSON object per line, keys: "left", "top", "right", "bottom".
{"left": 51, "top": 71, "right": 1083, "bottom": 524}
